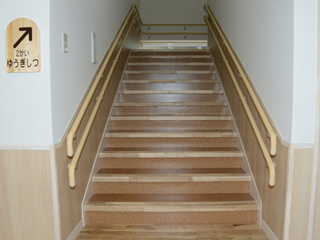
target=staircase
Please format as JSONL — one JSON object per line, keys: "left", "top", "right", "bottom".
{"left": 85, "top": 49, "right": 258, "bottom": 226}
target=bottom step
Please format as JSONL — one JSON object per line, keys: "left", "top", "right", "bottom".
{"left": 86, "top": 211, "right": 257, "bottom": 225}
{"left": 85, "top": 194, "right": 258, "bottom": 225}
{"left": 76, "top": 223, "right": 268, "bottom": 240}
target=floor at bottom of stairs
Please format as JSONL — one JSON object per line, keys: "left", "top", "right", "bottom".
{"left": 76, "top": 223, "right": 269, "bottom": 240}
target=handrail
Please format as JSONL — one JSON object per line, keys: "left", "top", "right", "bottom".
{"left": 204, "top": 4, "right": 276, "bottom": 157}
{"left": 66, "top": 5, "right": 137, "bottom": 157}
{"left": 68, "top": 12, "right": 137, "bottom": 187}
{"left": 140, "top": 30, "right": 207, "bottom": 35}
{"left": 204, "top": 15, "right": 275, "bottom": 186}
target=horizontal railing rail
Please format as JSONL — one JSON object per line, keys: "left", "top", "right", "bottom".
{"left": 134, "top": 8, "right": 206, "bottom": 27}
{"left": 67, "top": 5, "right": 138, "bottom": 187}
{"left": 204, "top": 6, "right": 276, "bottom": 186}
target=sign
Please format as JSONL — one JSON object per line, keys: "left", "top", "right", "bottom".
{"left": 5, "top": 18, "right": 41, "bottom": 73}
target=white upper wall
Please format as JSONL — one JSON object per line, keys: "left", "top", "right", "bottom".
{"left": 0, "top": 0, "right": 53, "bottom": 145}
{"left": 207, "top": 0, "right": 317, "bottom": 143}
{"left": 140, "top": 0, "right": 207, "bottom": 24}
{"left": 50, "top": 0, "right": 139, "bottom": 144}
{"left": 292, "top": 0, "right": 317, "bottom": 143}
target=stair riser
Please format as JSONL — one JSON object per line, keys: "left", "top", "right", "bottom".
{"left": 111, "top": 120, "right": 231, "bottom": 131}
{"left": 122, "top": 83, "right": 220, "bottom": 90}
{"left": 126, "top": 65, "right": 215, "bottom": 72}
{"left": 131, "top": 52, "right": 210, "bottom": 57}
{"left": 114, "top": 106, "right": 227, "bottom": 116}
{"left": 86, "top": 211, "right": 257, "bottom": 225}
{"left": 129, "top": 58, "right": 213, "bottom": 63}
{"left": 119, "top": 94, "right": 222, "bottom": 102}
{"left": 100, "top": 157, "right": 242, "bottom": 169}
{"left": 106, "top": 137, "right": 236, "bottom": 148}
{"left": 94, "top": 182, "right": 249, "bottom": 194}
{"left": 123, "top": 74, "right": 219, "bottom": 80}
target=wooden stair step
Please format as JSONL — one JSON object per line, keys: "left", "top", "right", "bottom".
{"left": 130, "top": 55, "right": 212, "bottom": 59}
{"left": 88, "top": 193, "right": 254, "bottom": 202}
{"left": 118, "top": 90, "right": 223, "bottom": 95}
{"left": 126, "top": 65, "right": 214, "bottom": 71}
{"left": 125, "top": 70, "right": 215, "bottom": 74}
{"left": 128, "top": 62, "right": 214, "bottom": 66}
{"left": 85, "top": 201, "right": 258, "bottom": 212}
{"left": 93, "top": 170, "right": 249, "bottom": 183}
{"left": 100, "top": 148, "right": 243, "bottom": 158}
{"left": 106, "top": 131, "right": 237, "bottom": 138}
{"left": 121, "top": 79, "right": 219, "bottom": 83}
{"left": 114, "top": 102, "right": 227, "bottom": 107}
{"left": 111, "top": 116, "right": 231, "bottom": 121}
{"left": 132, "top": 49, "right": 209, "bottom": 52}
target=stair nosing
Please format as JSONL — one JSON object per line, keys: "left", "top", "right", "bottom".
{"left": 111, "top": 116, "right": 232, "bottom": 121}
{"left": 85, "top": 201, "right": 258, "bottom": 212}
{"left": 125, "top": 71, "right": 215, "bottom": 74}
{"left": 127, "top": 63, "right": 214, "bottom": 66}
{"left": 99, "top": 150, "right": 243, "bottom": 158}
{"left": 114, "top": 102, "right": 227, "bottom": 107}
{"left": 105, "top": 131, "right": 237, "bottom": 138}
{"left": 130, "top": 55, "right": 212, "bottom": 59}
{"left": 118, "top": 90, "right": 223, "bottom": 95}
{"left": 121, "top": 80, "right": 219, "bottom": 83}
{"left": 93, "top": 173, "right": 250, "bottom": 183}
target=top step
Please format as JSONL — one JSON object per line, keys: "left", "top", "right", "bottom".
{"left": 132, "top": 49, "right": 209, "bottom": 53}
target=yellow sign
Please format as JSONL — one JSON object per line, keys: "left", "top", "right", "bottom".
{"left": 5, "top": 18, "right": 41, "bottom": 73}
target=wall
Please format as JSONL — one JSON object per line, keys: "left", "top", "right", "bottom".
{"left": 140, "top": 0, "right": 207, "bottom": 24}
{"left": 207, "top": 1, "right": 318, "bottom": 239}
{"left": 0, "top": 150, "right": 57, "bottom": 240}
{"left": 0, "top": 0, "right": 52, "bottom": 146}
{"left": 292, "top": 0, "right": 317, "bottom": 143}
{"left": 139, "top": 0, "right": 207, "bottom": 41}
{"left": 50, "top": 0, "right": 140, "bottom": 144}
{"left": 207, "top": 0, "right": 317, "bottom": 144}
{"left": 52, "top": 7, "right": 140, "bottom": 240}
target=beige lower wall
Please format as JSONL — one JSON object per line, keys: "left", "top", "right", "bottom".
{"left": 285, "top": 147, "right": 314, "bottom": 240}
{"left": 53, "top": 16, "right": 140, "bottom": 240}
{"left": 0, "top": 150, "right": 56, "bottom": 240}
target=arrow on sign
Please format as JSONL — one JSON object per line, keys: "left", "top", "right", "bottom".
{"left": 13, "top": 27, "right": 32, "bottom": 48}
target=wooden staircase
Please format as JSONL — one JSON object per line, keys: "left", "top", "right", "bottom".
{"left": 84, "top": 49, "right": 258, "bottom": 228}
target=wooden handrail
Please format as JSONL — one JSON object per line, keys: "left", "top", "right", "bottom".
{"left": 204, "top": 14, "right": 275, "bottom": 186}
{"left": 68, "top": 10, "right": 137, "bottom": 187}
{"left": 204, "top": 4, "right": 277, "bottom": 157}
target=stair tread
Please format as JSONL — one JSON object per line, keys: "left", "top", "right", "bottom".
{"left": 121, "top": 80, "right": 219, "bottom": 83}
{"left": 106, "top": 130, "right": 236, "bottom": 138}
{"left": 128, "top": 62, "right": 214, "bottom": 66}
{"left": 97, "top": 168, "right": 245, "bottom": 175}
{"left": 93, "top": 169, "right": 249, "bottom": 182}
{"left": 115, "top": 101, "right": 226, "bottom": 106}
{"left": 100, "top": 147, "right": 243, "bottom": 158}
{"left": 111, "top": 116, "right": 232, "bottom": 120}
{"left": 119, "top": 90, "right": 223, "bottom": 94}
{"left": 125, "top": 70, "right": 215, "bottom": 74}
{"left": 130, "top": 55, "right": 212, "bottom": 59}
{"left": 89, "top": 193, "right": 254, "bottom": 202}
{"left": 85, "top": 201, "right": 257, "bottom": 212}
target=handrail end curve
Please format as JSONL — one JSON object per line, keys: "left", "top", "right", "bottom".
{"left": 270, "top": 148, "right": 277, "bottom": 156}
{"left": 269, "top": 178, "right": 275, "bottom": 187}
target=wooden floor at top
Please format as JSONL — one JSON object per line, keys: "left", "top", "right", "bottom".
{"left": 76, "top": 224, "right": 269, "bottom": 240}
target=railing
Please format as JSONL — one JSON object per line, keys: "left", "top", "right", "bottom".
{"left": 204, "top": 5, "right": 276, "bottom": 186}
{"left": 67, "top": 5, "right": 138, "bottom": 187}
{"left": 133, "top": 8, "right": 207, "bottom": 37}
